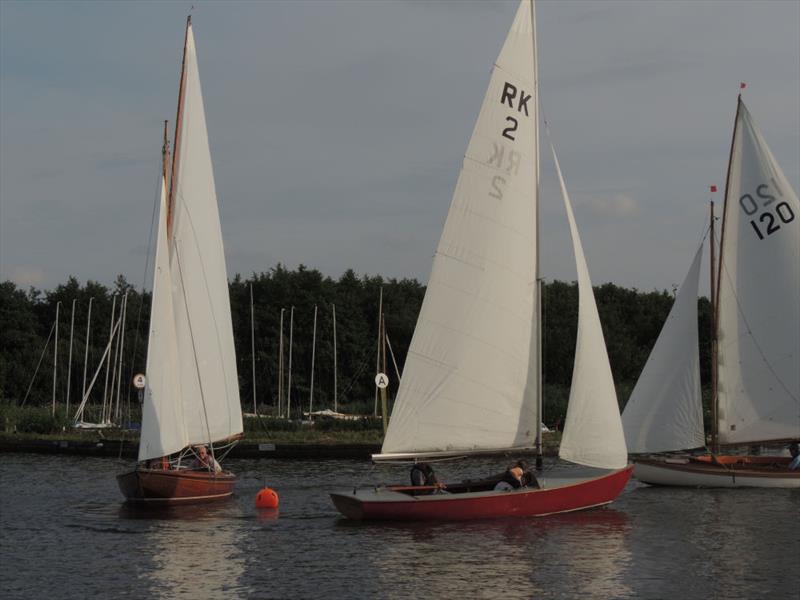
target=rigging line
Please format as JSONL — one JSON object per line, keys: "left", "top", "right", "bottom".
{"left": 384, "top": 332, "right": 402, "bottom": 383}
{"left": 20, "top": 321, "right": 56, "bottom": 407}
{"left": 174, "top": 187, "right": 236, "bottom": 434}
{"left": 125, "top": 163, "right": 163, "bottom": 423}
{"left": 340, "top": 346, "right": 374, "bottom": 399}
{"left": 716, "top": 240, "right": 799, "bottom": 406}
{"left": 173, "top": 244, "right": 216, "bottom": 458}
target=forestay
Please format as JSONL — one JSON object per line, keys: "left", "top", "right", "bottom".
{"left": 717, "top": 99, "right": 800, "bottom": 445}
{"left": 379, "top": 0, "right": 539, "bottom": 459}
{"left": 139, "top": 24, "right": 243, "bottom": 462}
{"left": 622, "top": 245, "right": 705, "bottom": 454}
{"left": 551, "top": 144, "right": 629, "bottom": 470}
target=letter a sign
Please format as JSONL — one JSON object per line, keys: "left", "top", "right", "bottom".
{"left": 374, "top": 372, "right": 389, "bottom": 389}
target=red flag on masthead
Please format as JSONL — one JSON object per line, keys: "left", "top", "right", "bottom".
{"left": 710, "top": 185, "right": 718, "bottom": 193}
{"left": 740, "top": 82, "right": 747, "bottom": 89}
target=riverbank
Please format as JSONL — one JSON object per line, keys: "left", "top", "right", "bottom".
{"left": 0, "top": 430, "right": 561, "bottom": 460}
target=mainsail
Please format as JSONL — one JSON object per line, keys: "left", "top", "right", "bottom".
{"left": 551, "top": 144, "right": 629, "bottom": 470}
{"left": 379, "top": 0, "right": 539, "bottom": 458}
{"left": 622, "top": 244, "right": 705, "bottom": 454}
{"left": 138, "top": 21, "right": 243, "bottom": 462}
{"left": 716, "top": 98, "right": 800, "bottom": 445}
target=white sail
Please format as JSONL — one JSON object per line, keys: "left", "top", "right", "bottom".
{"left": 552, "top": 144, "right": 629, "bottom": 470}
{"left": 717, "top": 99, "right": 800, "bottom": 445}
{"left": 169, "top": 23, "right": 243, "bottom": 450}
{"left": 379, "top": 0, "right": 539, "bottom": 458}
{"left": 139, "top": 178, "right": 184, "bottom": 462}
{"left": 622, "top": 244, "right": 705, "bottom": 454}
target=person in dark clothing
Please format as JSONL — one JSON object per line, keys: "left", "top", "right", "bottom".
{"left": 501, "top": 466, "right": 525, "bottom": 489}
{"left": 410, "top": 462, "right": 441, "bottom": 487}
{"left": 514, "top": 459, "right": 540, "bottom": 489}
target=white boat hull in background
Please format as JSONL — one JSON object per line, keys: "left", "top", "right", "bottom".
{"left": 633, "top": 457, "right": 800, "bottom": 488}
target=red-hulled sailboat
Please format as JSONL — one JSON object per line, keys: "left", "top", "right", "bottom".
{"left": 330, "top": 0, "right": 632, "bottom": 521}
{"left": 621, "top": 96, "right": 800, "bottom": 488}
{"left": 117, "top": 17, "right": 244, "bottom": 504}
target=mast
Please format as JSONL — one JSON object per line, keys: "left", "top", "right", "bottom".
{"left": 167, "top": 16, "right": 191, "bottom": 236}
{"left": 66, "top": 299, "right": 76, "bottom": 417}
{"left": 101, "top": 295, "right": 117, "bottom": 422}
{"left": 81, "top": 297, "right": 93, "bottom": 409}
{"left": 309, "top": 305, "right": 318, "bottom": 417}
{"left": 287, "top": 306, "right": 294, "bottom": 419}
{"left": 714, "top": 95, "right": 743, "bottom": 454}
{"left": 374, "top": 287, "right": 383, "bottom": 416}
{"left": 162, "top": 120, "right": 170, "bottom": 185}
{"left": 250, "top": 283, "right": 257, "bottom": 415}
{"left": 114, "top": 292, "right": 128, "bottom": 422}
{"left": 709, "top": 199, "right": 718, "bottom": 453}
{"left": 52, "top": 301, "right": 60, "bottom": 416}
{"left": 530, "top": 0, "right": 543, "bottom": 470}
{"left": 332, "top": 304, "right": 338, "bottom": 413}
{"left": 278, "top": 308, "right": 285, "bottom": 416}
{"left": 380, "top": 310, "right": 389, "bottom": 432}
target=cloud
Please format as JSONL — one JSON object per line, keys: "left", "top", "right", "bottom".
{"left": 10, "top": 266, "right": 45, "bottom": 286}
{"left": 583, "top": 193, "right": 640, "bottom": 218}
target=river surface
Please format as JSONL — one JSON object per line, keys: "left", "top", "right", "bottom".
{"left": 1, "top": 453, "right": 797, "bottom": 599}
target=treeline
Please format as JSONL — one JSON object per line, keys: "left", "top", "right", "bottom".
{"left": 0, "top": 266, "right": 712, "bottom": 424}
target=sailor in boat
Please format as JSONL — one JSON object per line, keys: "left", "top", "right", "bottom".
{"left": 515, "top": 459, "right": 540, "bottom": 489}
{"left": 192, "top": 445, "right": 222, "bottom": 473}
{"left": 789, "top": 443, "right": 800, "bottom": 471}
{"left": 409, "top": 462, "right": 446, "bottom": 494}
{"left": 493, "top": 461, "right": 540, "bottom": 491}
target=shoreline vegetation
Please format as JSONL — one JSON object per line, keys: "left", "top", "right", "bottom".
{"left": 2, "top": 266, "right": 717, "bottom": 458}
{"left": 0, "top": 405, "right": 562, "bottom": 459}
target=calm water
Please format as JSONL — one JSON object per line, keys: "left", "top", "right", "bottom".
{"left": 1, "top": 453, "right": 797, "bottom": 599}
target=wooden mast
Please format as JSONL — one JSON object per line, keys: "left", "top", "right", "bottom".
{"left": 709, "top": 200, "right": 718, "bottom": 454}
{"left": 161, "top": 120, "right": 170, "bottom": 185}
{"left": 167, "top": 15, "right": 191, "bottom": 237}
{"left": 713, "top": 94, "right": 743, "bottom": 454}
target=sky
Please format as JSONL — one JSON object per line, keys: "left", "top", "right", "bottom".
{"left": 1, "top": 0, "right": 798, "bottom": 295}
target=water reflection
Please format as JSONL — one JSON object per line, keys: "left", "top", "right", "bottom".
{"left": 119, "top": 502, "right": 250, "bottom": 599}
{"left": 366, "top": 508, "right": 632, "bottom": 599}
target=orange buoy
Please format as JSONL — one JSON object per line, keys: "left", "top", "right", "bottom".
{"left": 255, "top": 487, "right": 279, "bottom": 509}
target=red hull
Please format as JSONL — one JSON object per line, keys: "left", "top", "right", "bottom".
{"left": 331, "top": 466, "right": 632, "bottom": 521}
{"left": 117, "top": 468, "right": 236, "bottom": 504}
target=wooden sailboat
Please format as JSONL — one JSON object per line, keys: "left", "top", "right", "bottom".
{"left": 117, "top": 17, "right": 243, "bottom": 504}
{"left": 330, "top": 0, "right": 632, "bottom": 521}
{"left": 623, "top": 96, "right": 800, "bottom": 488}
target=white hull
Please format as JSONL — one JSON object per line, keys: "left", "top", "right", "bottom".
{"left": 633, "top": 459, "right": 800, "bottom": 489}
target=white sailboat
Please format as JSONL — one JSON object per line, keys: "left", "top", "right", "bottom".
{"left": 331, "top": 0, "right": 632, "bottom": 521}
{"left": 118, "top": 17, "right": 243, "bottom": 503}
{"left": 626, "top": 96, "right": 800, "bottom": 488}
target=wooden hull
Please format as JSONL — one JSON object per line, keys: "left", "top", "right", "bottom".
{"left": 330, "top": 465, "right": 632, "bottom": 521}
{"left": 117, "top": 468, "right": 236, "bottom": 504}
{"left": 633, "top": 455, "right": 800, "bottom": 488}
